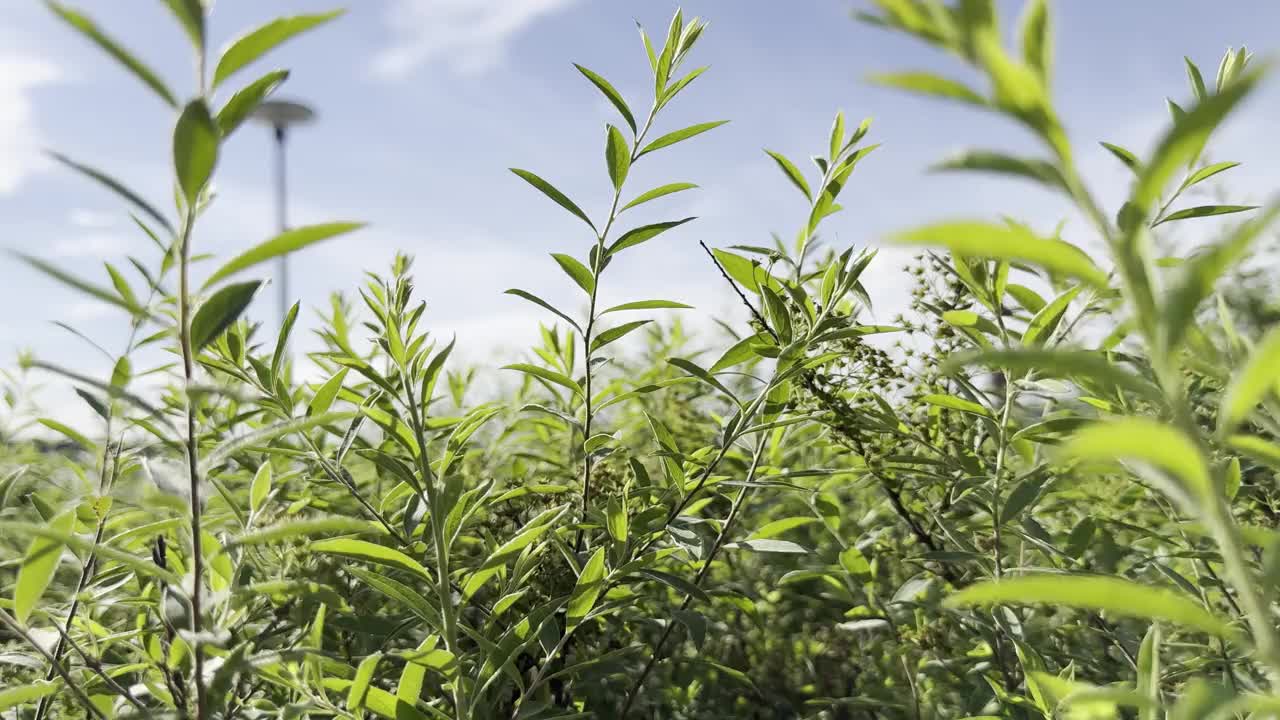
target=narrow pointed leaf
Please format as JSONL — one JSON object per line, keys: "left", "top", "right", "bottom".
{"left": 636, "top": 121, "right": 728, "bottom": 158}
{"left": 946, "top": 575, "right": 1235, "bottom": 639}
{"left": 889, "top": 220, "right": 1108, "bottom": 288}
{"left": 574, "top": 64, "right": 636, "bottom": 132}
{"left": 608, "top": 217, "right": 695, "bottom": 254}
{"left": 213, "top": 10, "right": 345, "bottom": 88}
{"left": 203, "top": 222, "right": 365, "bottom": 288}
{"left": 47, "top": 1, "right": 178, "bottom": 107}
{"left": 510, "top": 168, "right": 596, "bottom": 231}
{"left": 216, "top": 69, "right": 289, "bottom": 137}
{"left": 173, "top": 99, "right": 219, "bottom": 205}
{"left": 191, "top": 280, "right": 263, "bottom": 351}
{"left": 621, "top": 182, "right": 697, "bottom": 212}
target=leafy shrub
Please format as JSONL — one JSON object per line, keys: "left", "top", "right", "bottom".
{"left": 4, "top": 1, "right": 1280, "bottom": 719}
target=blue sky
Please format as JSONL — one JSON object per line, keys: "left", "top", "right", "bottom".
{"left": 2, "top": 0, "right": 1279, "bottom": 424}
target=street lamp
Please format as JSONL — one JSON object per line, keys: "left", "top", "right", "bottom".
{"left": 249, "top": 99, "right": 316, "bottom": 329}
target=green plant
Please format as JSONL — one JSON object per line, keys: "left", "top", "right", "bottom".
{"left": 5, "top": 1, "right": 1280, "bottom": 719}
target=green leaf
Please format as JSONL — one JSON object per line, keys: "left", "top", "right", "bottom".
{"left": 347, "top": 652, "right": 382, "bottom": 711}
{"left": 574, "top": 64, "right": 636, "bottom": 133}
{"left": 945, "top": 575, "right": 1235, "bottom": 639}
{"left": 46, "top": 1, "right": 177, "bottom": 107}
{"left": 250, "top": 463, "right": 271, "bottom": 516}
{"left": 1022, "top": 285, "right": 1081, "bottom": 346}
{"left": 748, "top": 517, "right": 818, "bottom": 540}
{"left": 551, "top": 253, "right": 595, "bottom": 294}
{"left": 322, "top": 680, "right": 432, "bottom": 720}
{"left": 502, "top": 363, "right": 583, "bottom": 398}
{"left": 232, "top": 515, "right": 378, "bottom": 543}
{"left": 945, "top": 348, "right": 1159, "bottom": 400}
{"left": 510, "top": 168, "right": 596, "bottom": 231}
{"left": 173, "top": 99, "right": 219, "bottom": 205}
{"left": 840, "top": 546, "right": 871, "bottom": 577}
{"left": 922, "top": 394, "right": 990, "bottom": 417}
{"left": 636, "top": 121, "right": 728, "bottom": 158}
{"left": 620, "top": 182, "right": 698, "bottom": 212}
{"left": 605, "top": 124, "right": 631, "bottom": 191}
{"left": 37, "top": 419, "right": 94, "bottom": 450}
{"left": 0, "top": 681, "right": 58, "bottom": 711}
{"left": 12, "top": 252, "right": 146, "bottom": 316}
{"left": 567, "top": 547, "right": 606, "bottom": 628}
{"left": 1164, "top": 202, "right": 1280, "bottom": 352}
{"left": 1220, "top": 324, "right": 1280, "bottom": 433}
{"left": 1185, "top": 56, "right": 1208, "bottom": 101}
{"left": 828, "top": 111, "right": 845, "bottom": 161}
{"left": 1061, "top": 418, "right": 1211, "bottom": 503}
{"left": 161, "top": 0, "right": 205, "bottom": 51}
{"left": 601, "top": 299, "right": 693, "bottom": 314}
{"left": 931, "top": 149, "right": 1067, "bottom": 192}
{"left": 1100, "top": 142, "right": 1141, "bottom": 173}
{"left": 213, "top": 10, "right": 345, "bottom": 88}
{"left": 310, "top": 538, "right": 432, "bottom": 581}
{"left": 591, "top": 320, "right": 650, "bottom": 353}
{"left": 203, "top": 222, "right": 365, "bottom": 288}
{"left": 889, "top": 220, "right": 1108, "bottom": 289}
{"left": 309, "top": 367, "right": 349, "bottom": 416}
{"left": 1018, "top": 0, "right": 1051, "bottom": 83}
{"left": 397, "top": 636, "right": 435, "bottom": 703}
{"left": 867, "top": 71, "right": 987, "bottom": 106}
{"left": 1154, "top": 204, "right": 1258, "bottom": 226}
{"left": 190, "top": 280, "right": 263, "bottom": 352}
{"left": 1131, "top": 64, "right": 1265, "bottom": 216}
{"left": 608, "top": 217, "right": 695, "bottom": 254}
{"left": 505, "top": 288, "right": 582, "bottom": 332}
{"left": 726, "top": 539, "right": 809, "bottom": 554}
{"left": 216, "top": 69, "right": 289, "bottom": 137}
{"left": 46, "top": 152, "right": 174, "bottom": 234}
{"left": 606, "top": 497, "right": 628, "bottom": 543}
{"left": 1179, "top": 161, "right": 1239, "bottom": 192}
{"left": 14, "top": 510, "right": 75, "bottom": 624}
{"left": 765, "top": 150, "right": 811, "bottom": 200}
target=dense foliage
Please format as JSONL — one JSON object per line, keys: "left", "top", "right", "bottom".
{"left": 5, "top": 1, "right": 1280, "bottom": 718}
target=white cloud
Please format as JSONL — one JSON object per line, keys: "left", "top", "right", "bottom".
{"left": 0, "top": 52, "right": 60, "bottom": 194}
{"left": 51, "top": 233, "right": 130, "bottom": 258}
{"left": 69, "top": 208, "right": 118, "bottom": 229}
{"left": 372, "top": 0, "right": 579, "bottom": 79}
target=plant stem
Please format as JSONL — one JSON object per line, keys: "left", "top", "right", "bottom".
{"left": 177, "top": 206, "right": 208, "bottom": 720}
{"left": 620, "top": 436, "right": 768, "bottom": 717}
{"left": 574, "top": 102, "right": 660, "bottom": 554}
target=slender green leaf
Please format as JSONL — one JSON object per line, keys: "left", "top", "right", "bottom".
{"left": 567, "top": 548, "right": 606, "bottom": 628}
{"left": 551, "top": 253, "right": 595, "bottom": 294}
{"left": 190, "top": 280, "right": 263, "bottom": 351}
{"left": 889, "top": 220, "right": 1109, "bottom": 288}
{"left": 216, "top": 69, "right": 289, "bottom": 137}
{"left": 1155, "top": 204, "right": 1258, "bottom": 226}
{"left": 203, "top": 222, "right": 365, "bottom": 288}
{"left": 601, "top": 299, "right": 692, "bottom": 314}
{"left": 213, "top": 10, "right": 345, "bottom": 88}
{"left": 1220, "top": 324, "right": 1280, "bottom": 433}
{"left": 310, "top": 538, "right": 432, "bottom": 581}
{"left": 605, "top": 124, "right": 631, "bottom": 191}
{"left": 608, "top": 217, "right": 695, "bottom": 254}
{"left": 47, "top": 1, "right": 177, "bottom": 107}
{"left": 620, "top": 182, "right": 697, "bottom": 212}
{"left": 511, "top": 169, "right": 596, "bottom": 232}
{"left": 173, "top": 99, "right": 219, "bottom": 205}
{"left": 946, "top": 575, "right": 1235, "bottom": 639}
{"left": 14, "top": 510, "right": 74, "bottom": 624}
{"left": 765, "top": 150, "right": 811, "bottom": 200}
{"left": 636, "top": 121, "right": 728, "bottom": 158}
{"left": 574, "top": 64, "right": 636, "bottom": 132}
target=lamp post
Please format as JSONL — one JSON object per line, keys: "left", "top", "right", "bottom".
{"left": 249, "top": 99, "right": 316, "bottom": 329}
